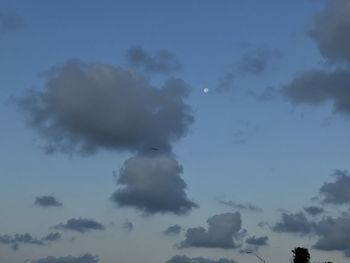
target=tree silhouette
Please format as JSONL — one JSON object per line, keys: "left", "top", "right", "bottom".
{"left": 292, "top": 247, "right": 310, "bottom": 263}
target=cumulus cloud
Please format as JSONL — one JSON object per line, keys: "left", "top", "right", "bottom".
{"left": 245, "top": 236, "right": 269, "bottom": 246}
{"left": 319, "top": 170, "right": 350, "bottom": 205}
{"left": 178, "top": 212, "right": 245, "bottom": 249}
{"left": 34, "top": 196, "right": 62, "bottom": 208}
{"left": 303, "top": 206, "right": 325, "bottom": 216}
{"left": 18, "top": 60, "right": 193, "bottom": 155}
{"left": 309, "top": 0, "right": 350, "bottom": 64}
{"left": 31, "top": 254, "right": 98, "bottom": 263}
{"left": 123, "top": 220, "right": 133, "bottom": 232}
{"left": 54, "top": 218, "right": 105, "bottom": 233}
{"left": 0, "top": 232, "right": 61, "bottom": 251}
{"left": 111, "top": 155, "right": 197, "bottom": 215}
{"left": 272, "top": 212, "right": 314, "bottom": 234}
{"left": 167, "top": 255, "right": 237, "bottom": 263}
{"left": 220, "top": 200, "right": 262, "bottom": 213}
{"left": 0, "top": 13, "right": 22, "bottom": 33}
{"left": 163, "top": 224, "right": 183, "bottom": 236}
{"left": 127, "top": 46, "right": 182, "bottom": 74}
{"left": 285, "top": 68, "right": 350, "bottom": 115}
{"left": 313, "top": 214, "right": 350, "bottom": 257}
{"left": 284, "top": 1, "right": 350, "bottom": 115}
{"left": 238, "top": 48, "right": 280, "bottom": 75}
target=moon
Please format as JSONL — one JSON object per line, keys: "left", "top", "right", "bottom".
{"left": 203, "top": 88, "right": 209, "bottom": 93}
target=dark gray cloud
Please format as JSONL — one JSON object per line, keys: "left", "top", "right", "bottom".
{"left": 285, "top": 68, "right": 350, "bottom": 115}
{"left": 167, "top": 255, "right": 237, "bottom": 263}
{"left": 0, "top": 232, "right": 61, "bottom": 251}
{"left": 123, "top": 220, "right": 133, "bottom": 232}
{"left": 163, "top": 224, "right": 182, "bottom": 236}
{"left": 220, "top": 200, "right": 262, "bottom": 213}
{"left": 32, "top": 254, "right": 98, "bottom": 263}
{"left": 0, "top": 233, "right": 43, "bottom": 250}
{"left": 319, "top": 170, "right": 350, "bottom": 205}
{"left": 127, "top": 46, "right": 182, "bottom": 74}
{"left": 238, "top": 48, "right": 280, "bottom": 75}
{"left": 303, "top": 206, "right": 325, "bottom": 216}
{"left": 111, "top": 155, "right": 197, "bottom": 215}
{"left": 309, "top": 0, "right": 350, "bottom": 65}
{"left": 272, "top": 212, "right": 314, "bottom": 234}
{"left": 54, "top": 218, "right": 105, "bottom": 233}
{"left": 34, "top": 195, "right": 62, "bottom": 208}
{"left": 41, "top": 232, "right": 62, "bottom": 242}
{"left": 245, "top": 236, "right": 268, "bottom": 246}
{"left": 313, "top": 214, "right": 350, "bottom": 257}
{"left": 178, "top": 212, "right": 245, "bottom": 249}
{"left": 284, "top": 1, "right": 350, "bottom": 115}
{"left": 0, "top": 13, "right": 22, "bottom": 33}
{"left": 18, "top": 60, "right": 193, "bottom": 155}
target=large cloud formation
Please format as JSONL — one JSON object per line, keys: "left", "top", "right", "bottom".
{"left": 178, "top": 212, "right": 245, "bottom": 249}
{"left": 54, "top": 218, "right": 105, "bottom": 233}
{"left": 167, "top": 255, "right": 237, "bottom": 263}
{"left": 285, "top": 0, "right": 350, "bottom": 115}
{"left": 111, "top": 155, "right": 197, "bottom": 215}
{"left": 309, "top": 0, "right": 350, "bottom": 64}
{"left": 272, "top": 209, "right": 350, "bottom": 257}
{"left": 18, "top": 60, "right": 193, "bottom": 155}
{"left": 127, "top": 47, "right": 182, "bottom": 74}
{"left": 313, "top": 214, "right": 350, "bottom": 256}
{"left": 32, "top": 254, "right": 98, "bottom": 263}
{"left": 19, "top": 58, "right": 196, "bottom": 215}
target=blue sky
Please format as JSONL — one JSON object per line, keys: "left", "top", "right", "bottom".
{"left": 1, "top": 1, "right": 350, "bottom": 263}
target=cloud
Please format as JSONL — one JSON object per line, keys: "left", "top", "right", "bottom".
{"left": 303, "top": 206, "right": 325, "bottom": 216}
{"left": 178, "top": 212, "right": 245, "bottom": 249}
{"left": 238, "top": 48, "right": 280, "bottom": 75}
{"left": 163, "top": 224, "right": 182, "bottom": 236}
{"left": 220, "top": 200, "right": 262, "bottom": 213}
{"left": 245, "top": 236, "right": 269, "bottom": 246}
{"left": 123, "top": 220, "right": 133, "bottom": 232}
{"left": 309, "top": 0, "right": 350, "bottom": 64}
{"left": 18, "top": 59, "right": 193, "bottom": 155}
{"left": 319, "top": 170, "right": 350, "bottom": 205}
{"left": 34, "top": 196, "right": 62, "bottom": 208}
{"left": 272, "top": 212, "right": 314, "bottom": 234}
{"left": 284, "top": 68, "right": 350, "bottom": 115}
{"left": 127, "top": 46, "right": 182, "bottom": 74}
{"left": 284, "top": 1, "right": 350, "bottom": 115}
{"left": 313, "top": 214, "right": 350, "bottom": 257}
{"left": 0, "top": 232, "right": 61, "bottom": 251}
{"left": 31, "top": 254, "right": 98, "bottom": 263}
{"left": 216, "top": 71, "right": 235, "bottom": 92}
{"left": 0, "top": 13, "right": 22, "bottom": 33}
{"left": 41, "top": 232, "right": 62, "bottom": 242}
{"left": 54, "top": 218, "right": 105, "bottom": 233}
{"left": 111, "top": 155, "right": 197, "bottom": 215}
{"left": 167, "top": 255, "right": 237, "bottom": 263}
